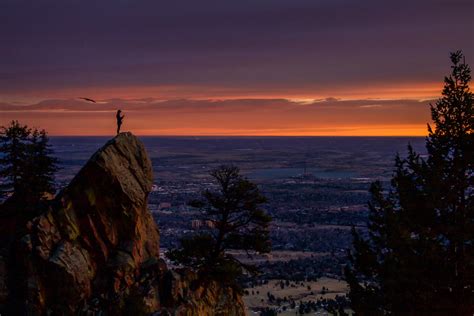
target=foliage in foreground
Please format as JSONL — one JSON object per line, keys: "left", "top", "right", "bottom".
{"left": 0, "top": 120, "right": 59, "bottom": 210}
{"left": 167, "top": 165, "right": 271, "bottom": 288}
{"left": 346, "top": 51, "right": 474, "bottom": 314}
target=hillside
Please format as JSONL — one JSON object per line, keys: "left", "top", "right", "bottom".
{"left": 0, "top": 132, "right": 245, "bottom": 315}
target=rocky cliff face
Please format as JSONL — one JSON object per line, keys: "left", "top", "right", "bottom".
{"left": 0, "top": 133, "right": 245, "bottom": 315}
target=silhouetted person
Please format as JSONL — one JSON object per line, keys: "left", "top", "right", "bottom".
{"left": 116, "top": 110, "right": 124, "bottom": 134}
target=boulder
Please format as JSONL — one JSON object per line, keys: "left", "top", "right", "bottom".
{"left": 0, "top": 133, "right": 245, "bottom": 316}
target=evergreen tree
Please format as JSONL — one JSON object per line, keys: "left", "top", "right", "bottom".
{"left": 345, "top": 51, "right": 474, "bottom": 315}
{"left": 167, "top": 165, "right": 271, "bottom": 288}
{"left": 26, "top": 128, "right": 59, "bottom": 201}
{"left": 0, "top": 121, "right": 59, "bottom": 207}
{"left": 0, "top": 120, "right": 31, "bottom": 196}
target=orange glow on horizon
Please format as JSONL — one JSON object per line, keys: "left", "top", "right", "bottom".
{"left": 21, "top": 125, "right": 427, "bottom": 137}
{"left": 130, "top": 126, "right": 428, "bottom": 137}
{"left": 0, "top": 81, "right": 442, "bottom": 104}
{"left": 0, "top": 81, "right": 440, "bottom": 137}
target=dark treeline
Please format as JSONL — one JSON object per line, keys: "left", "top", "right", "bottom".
{"left": 0, "top": 120, "right": 58, "bottom": 216}
{"left": 346, "top": 51, "right": 474, "bottom": 315}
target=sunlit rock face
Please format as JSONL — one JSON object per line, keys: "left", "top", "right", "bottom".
{"left": 0, "top": 133, "right": 245, "bottom": 315}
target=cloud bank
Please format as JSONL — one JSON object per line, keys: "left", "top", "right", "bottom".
{"left": 1, "top": 0, "right": 472, "bottom": 98}
{"left": 0, "top": 97, "right": 434, "bottom": 136}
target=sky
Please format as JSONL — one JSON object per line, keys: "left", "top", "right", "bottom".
{"left": 1, "top": 0, "right": 473, "bottom": 136}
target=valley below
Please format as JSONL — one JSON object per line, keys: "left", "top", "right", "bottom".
{"left": 50, "top": 136, "right": 426, "bottom": 314}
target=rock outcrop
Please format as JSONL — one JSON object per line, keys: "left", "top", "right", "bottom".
{"left": 0, "top": 133, "right": 245, "bottom": 315}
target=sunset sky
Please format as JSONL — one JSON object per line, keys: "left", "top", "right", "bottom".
{"left": 1, "top": 0, "right": 473, "bottom": 136}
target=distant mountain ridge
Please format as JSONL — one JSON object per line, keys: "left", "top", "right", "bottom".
{"left": 0, "top": 132, "right": 244, "bottom": 315}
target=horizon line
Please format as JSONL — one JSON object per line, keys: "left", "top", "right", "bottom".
{"left": 49, "top": 134, "right": 427, "bottom": 138}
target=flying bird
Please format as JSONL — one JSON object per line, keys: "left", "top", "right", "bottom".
{"left": 78, "top": 97, "right": 96, "bottom": 103}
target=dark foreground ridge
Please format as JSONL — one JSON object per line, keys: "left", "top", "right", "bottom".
{"left": 0, "top": 132, "right": 245, "bottom": 315}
